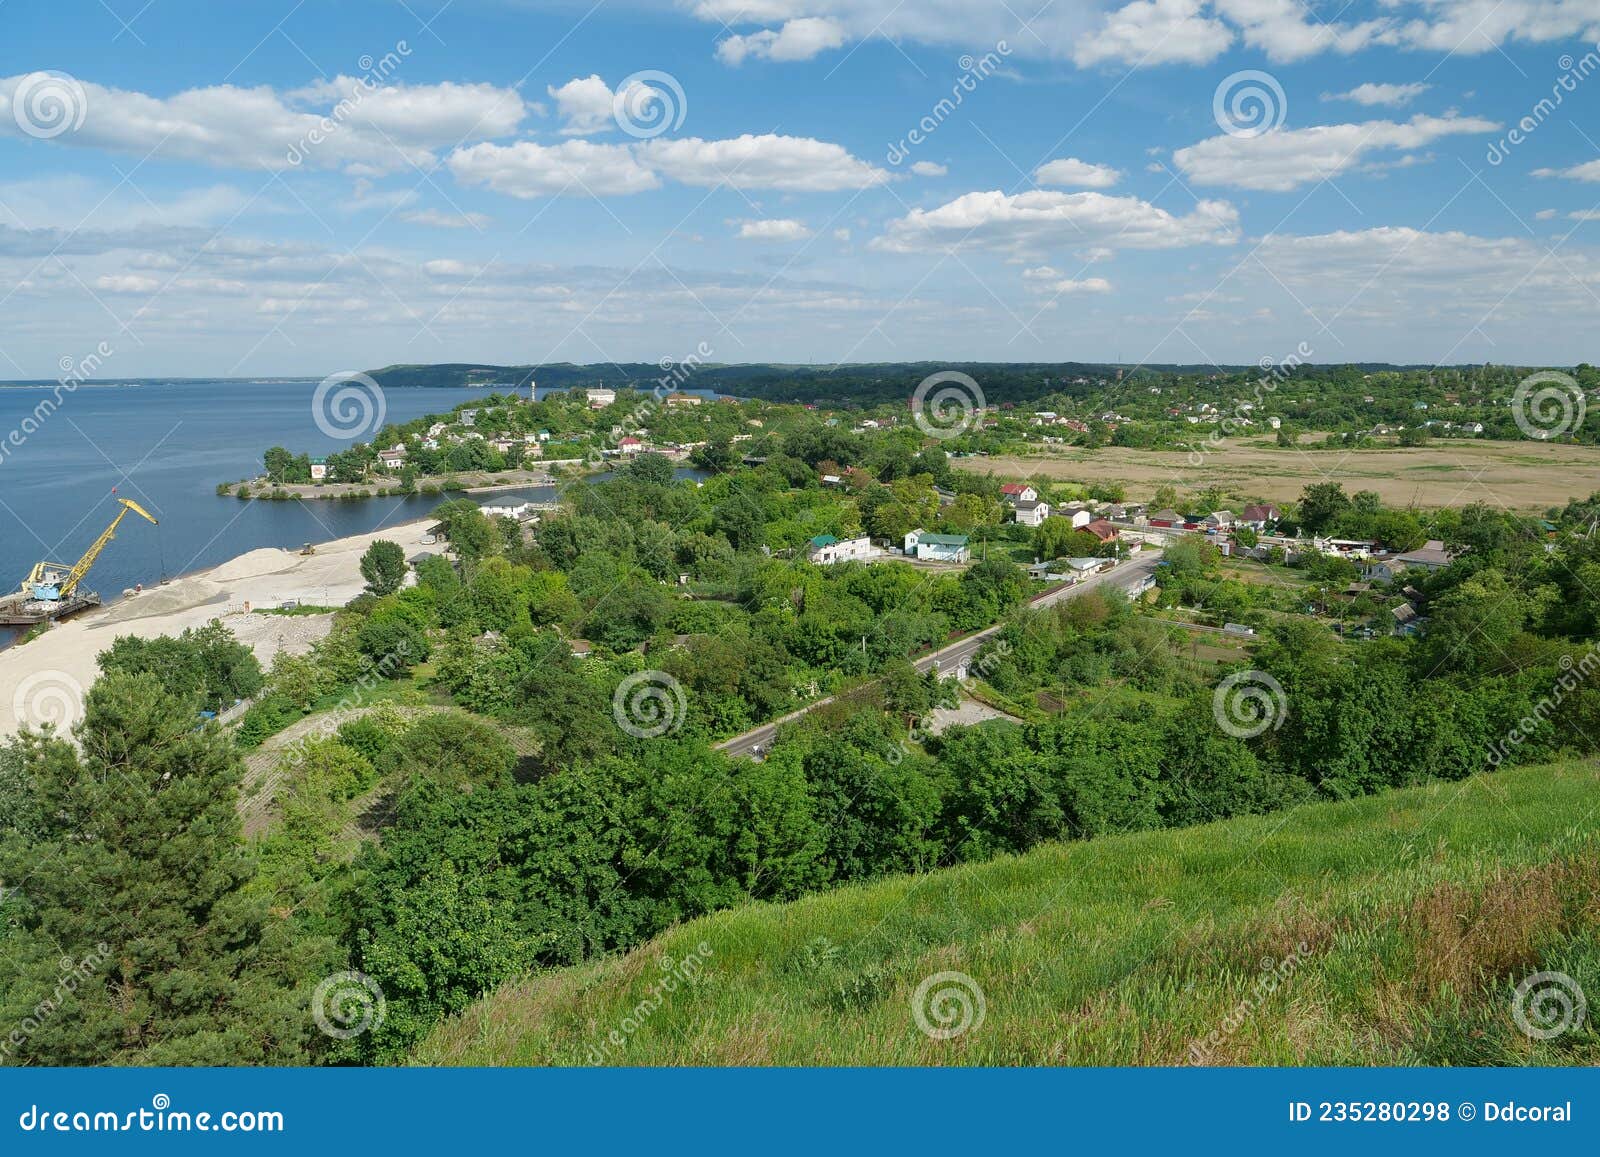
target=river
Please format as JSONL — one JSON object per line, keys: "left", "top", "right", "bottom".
{"left": 0, "top": 379, "right": 703, "bottom": 650}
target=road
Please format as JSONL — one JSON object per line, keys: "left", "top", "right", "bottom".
{"left": 715, "top": 549, "right": 1164, "bottom": 759}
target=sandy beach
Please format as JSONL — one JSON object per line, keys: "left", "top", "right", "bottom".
{"left": 0, "top": 518, "right": 438, "bottom": 737}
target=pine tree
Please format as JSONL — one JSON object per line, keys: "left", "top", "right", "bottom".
{"left": 0, "top": 672, "right": 331, "bottom": 1065}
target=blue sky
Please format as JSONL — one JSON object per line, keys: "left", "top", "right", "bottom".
{"left": 2, "top": 0, "right": 1599, "bottom": 377}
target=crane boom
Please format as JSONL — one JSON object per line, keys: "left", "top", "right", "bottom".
{"left": 24, "top": 498, "right": 159, "bottom": 601}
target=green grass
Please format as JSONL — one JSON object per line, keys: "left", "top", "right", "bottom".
{"left": 415, "top": 761, "right": 1600, "bottom": 1066}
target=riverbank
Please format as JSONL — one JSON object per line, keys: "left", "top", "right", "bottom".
{"left": 0, "top": 518, "right": 436, "bottom": 738}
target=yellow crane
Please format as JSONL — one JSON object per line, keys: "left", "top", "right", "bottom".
{"left": 21, "top": 497, "right": 159, "bottom": 602}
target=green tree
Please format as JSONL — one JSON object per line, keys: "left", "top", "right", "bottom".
{"left": 97, "top": 621, "right": 263, "bottom": 713}
{"left": 0, "top": 673, "right": 323, "bottom": 1064}
{"left": 360, "top": 539, "right": 408, "bottom": 596}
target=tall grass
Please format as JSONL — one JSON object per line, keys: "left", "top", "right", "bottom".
{"left": 415, "top": 761, "right": 1600, "bottom": 1066}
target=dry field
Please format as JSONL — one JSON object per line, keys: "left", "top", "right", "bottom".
{"left": 955, "top": 438, "right": 1600, "bottom": 510}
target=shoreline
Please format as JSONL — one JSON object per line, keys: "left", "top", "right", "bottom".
{"left": 0, "top": 517, "right": 438, "bottom": 738}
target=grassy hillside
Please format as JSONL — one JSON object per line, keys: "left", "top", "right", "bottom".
{"left": 416, "top": 762, "right": 1600, "bottom": 1066}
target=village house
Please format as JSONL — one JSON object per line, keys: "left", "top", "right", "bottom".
{"left": 377, "top": 447, "right": 407, "bottom": 471}
{"left": 999, "top": 483, "right": 1038, "bottom": 505}
{"left": 1365, "top": 540, "right": 1454, "bottom": 582}
{"left": 1013, "top": 499, "right": 1051, "bottom": 528}
{"left": 1147, "top": 509, "right": 1183, "bottom": 528}
{"left": 479, "top": 500, "right": 535, "bottom": 521}
{"left": 459, "top": 409, "right": 477, "bottom": 427}
{"left": 665, "top": 392, "right": 702, "bottom": 407}
{"left": 806, "top": 534, "right": 873, "bottom": 565}
{"left": 904, "top": 529, "right": 971, "bottom": 563}
{"left": 1238, "top": 504, "right": 1281, "bottom": 530}
{"left": 586, "top": 388, "right": 616, "bottom": 409}
{"left": 1203, "top": 510, "right": 1234, "bottom": 531}
{"left": 1082, "top": 519, "right": 1119, "bottom": 544}
{"left": 617, "top": 436, "right": 645, "bottom": 455}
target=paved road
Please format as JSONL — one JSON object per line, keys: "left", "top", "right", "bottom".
{"left": 716, "top": 550, "right": 1164, "bottom": 759}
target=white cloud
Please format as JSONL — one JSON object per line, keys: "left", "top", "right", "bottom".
{"left": 1027, "top": 275, "right": 1113, "bottom": 294}
{"left": 546, "top": 75, "right": 617, "bottom": 135}
{"left": 1073, "top": 0, "right": 1234, "bottom": 67}
{"left": 874, "top": 189, "right": 1239, "bottom": 254}
{"left": 448, "top": 140, "right": 661, "bottom": 197}
{"left": 1034, "top": 157, "right": 1122, "bottom": 189}
{"left": 688, "top": 1, "right": 1600, "bottom": 66}
{"left": 1321, "top": 81, "right": 1431, "bottom": 107}
{"left": 1535, "top": 209, "right": 1559, "bottom": 220}
{"left": 1174, "top": 113, "right": 1499, "bottom": 191}
{"left": 1570, "top": 210, "right": 1600, "bottom": 221}
{"left": 0, "top": 73, "right": 528, "bottom": 173}
{"left": 400, "top": 208, "right": 493, "bottom": 229}
{"left": 717, "top": 17, "right": 846, "bottom": 64}
{"left": 833, "top": 227, "right": 851, "bottom": 241}
{"left": 94, "top": 273, "right": 161, "bottom": 293}
{"left": 910, "top": 161, "right": 948, "bottom": 177}
{"left": 1535, "top": 160, "right": 1600, "bottom": 182}
{"left": 639, "top": 133, "right": 889, "bottom": 190}
{"left": 1211, "top": 0, "right": 1391, "bottom": 62}
{"left": 733, "top": 217, "right": 813, "bottom": 240}
{"left": 1021, "top": 265, "right": 1060, "bottom": 280}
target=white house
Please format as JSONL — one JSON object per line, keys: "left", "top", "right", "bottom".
{"left": 1000, "top": 483, "right": 1038, "bottom": 504}
{"left": 459, "top": 409, "right": 477, "bottom": 427}
{"left": 377, "top": 448, "right": 406, "bottom": 471}
{"left": 806, "top": 534, "right": 873, "bottom": 565}
{"left": 480, "top": 500, "right": 534, "bottom": 520}
{"left": 1013, "top": 499, "right": 1050, "bottom": 527}
{"left": 904, "top": 529, "right": 971, "bottom": 563}
{"left": 617, "top": 436, "right": 645, "bottom": 454}
{"left": 587, "top": 388, "right": 616, "bottom": 409}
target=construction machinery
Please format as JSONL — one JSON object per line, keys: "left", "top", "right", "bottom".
{"left": 0, "top": 497, "right": 160, "bottom": 625}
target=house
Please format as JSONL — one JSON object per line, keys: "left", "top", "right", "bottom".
{"left": 479, "top": 500, "right": 534, "bottom": 520}
{"left": 1063, "top": 557, "right": 1110, "bottom": 581}
{"left": 665, "top": 392, "right": 702, "bottom": 407}
{"left": 568, "top": 639, "right": 595, "bottom": 657}
{"left": 586, "top": 388, "right": 616, "bottom": 409}
{"left": 1203, "top": 510, "right": 1234, "bottom": 531}
{"left": 309, "top": 457, "right": 327, "bottom": 481}
{"left": 1013, "top": 499, "right": 1051, "bottom": 527}
{"left": 459, "top": 409, "right": 477, "bottom": 427}
{"left": 427, "top": 422, "right": 448, "bottom": 438}
{"left": 1391, "top": 603, "right": 1423, "bottom": 636}
{"left": 490, "top": 438, "right": 517, "bottom": 455}
{"left": 1238, "top": 504, "right": 1281, "bottom": 529}
{"left": 806, "top": 534, "right": 873, "bottom": 565}
{"left": 1366, "top": 539, "right": 1454, "bottom": 582}
{"left": 1000, "top": 483, "right": 1039, "bottom": 505}
{"left": 1148, "top": 508, "right": 1183, "bottom": 528}
{"left": 1059, "top": 507, "right": 1092, "bottom": 529}
{"left": 377, "top": 448, "right": 407, "bottom": 470}
{"left": 904, "top": 529, "right": 971, "bottom": 563}
{"left": 617, "top": 436, "right": 645, "bottom": 455}
{"left": 1082, "top": 519, "right": 1119, "bottom": 543}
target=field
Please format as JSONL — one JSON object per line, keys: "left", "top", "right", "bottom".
{"left": 417, "top": 761, "right": 1600, "bottom": 1067}
{"left": 956, "top": 438, "right": 1600, "bottom": 510}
